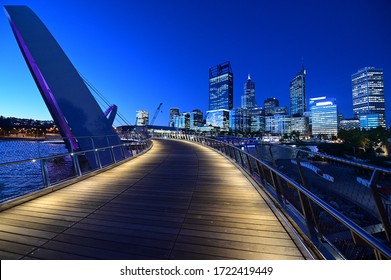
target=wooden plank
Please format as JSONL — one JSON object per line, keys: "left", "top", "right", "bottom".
{"left": 53, "top": 233, "right": 170, "bottom": 259}
{"left": 172, "top": 242, "right": 304, "bottom": 260}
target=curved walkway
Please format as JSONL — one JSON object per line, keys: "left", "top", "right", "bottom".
{"left": 0, "top": 139, "right": 310, "bottom": 260}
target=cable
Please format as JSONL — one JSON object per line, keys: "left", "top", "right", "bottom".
{"left": 78, "top": 72, "right": 132, "bottom": 126}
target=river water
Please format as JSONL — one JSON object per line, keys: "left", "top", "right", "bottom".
{"left": 0, "top": 140, "right": 73, "bottom": 202}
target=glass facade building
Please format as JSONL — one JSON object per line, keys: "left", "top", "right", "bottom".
{"left": 265, "top": 115, "right": 291, "bottom": 135}
{"left": 310, "top": 97, "right": 338, "bottom": 137}
{"left": 264, "top": 97, "right": 279, "bottom": 116}
{"left": 249, "top": 108, "right": 265, "bottom": 133}
{"left": 241, "top": 74, "right": 256, "bottom": 109}
{"left": 339, "top": 119, "right": 360, "bottom": 130}
{"left": 206, "top": 109, "right": 230, "bottom": 131}
{"left": 169, "top": 107, "right": 180, "bottom": 127}
{"left": 290, "top": 67, "right": 306, "bottom": 117}
{"left": 229, "top": 108, "right": 250, "bottom": 133}
{"left": 209, "top": 61, "right": 233, "bottom": 110}
{"left": 352, "top": 67, "right": 385, "bottom": 128}
{"left": 173, "top": 113, "right": 190, "bottom": 129}
{"left": 359, "top": 114, "right": 380, "bottom": 130}
{"left": 291, "top": 116, "right": 310, "bottom": 137}
{"left": 189, "top": 109, "right": 203, "bottom": 129}
{"left": 136, "top": 110, "right": 149, "bottom": 126}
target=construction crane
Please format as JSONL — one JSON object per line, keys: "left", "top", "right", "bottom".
{"left": 150, "top": 102, "right": 163, "bottom": 125}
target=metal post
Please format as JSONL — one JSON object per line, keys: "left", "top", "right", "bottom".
{"left": 295, "top": 152, "right": 322, "bottom": 239}
{"left": 72, "top": 154, "right": 82, "bottom": 176}
{"left": 255, "top": 160, "right": 266, "bottom": 183}
{"left": 106, "top": 136, "right": 116, "bottom": 163}
{"left": 369, "top": 169, "right": 391, "bottom": 242}
{"left": 40, "top": 159, "right": 49, "bottom": 187}
{"left": 231, "top": 146, "right": 239, "bottom": 163}
{"left": 120, "top": 144, "right": 126, "bottom": 160}
{"left": 239, "top": 151, "right": 245, "bottom": 167}
{"left": 246, "top": 154, "right": 253, "bottom": 175}
{"left": 228, "top": 146, "right": 234, "bottom": 160}
{"left": 91, "top": 137, "right": 102, "bottom": 169}
{"left": 269, "top": 146, "right": 283, "bottom": 202}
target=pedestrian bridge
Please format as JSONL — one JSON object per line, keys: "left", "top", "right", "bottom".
{"left": 0, "top": 139, "right": 312, "bottom": 260}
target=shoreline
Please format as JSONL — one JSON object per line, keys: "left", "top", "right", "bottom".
{"left": 0, "top": 134, "right": 60, "bottom": 141}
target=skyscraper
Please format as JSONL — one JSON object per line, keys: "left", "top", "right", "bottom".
{"left": 229, "top": 108, "right": 250, "bottom": 133}
{"left": 352, "top": 67, "right": 385, "bottom": 128}
{"left": 136, "top": 110, "right": 149, "bottom": 126}
{"left": 169, "top": 107, "right": 180, "bottom": 127}
{"left": 290, "top": 67, "right": 306, "bottom": 117}
{"left": 209, "top": 61, "right": 233, "bottom": 110}
{"left": 241, "top": 74, "right": 256, "bottom": 109}
{"left": 190, "top": 109, "right": 203, "bottom": 129}
{"left": 310, "top": 96, "right": 338, "bottom": 137}
{"left": 264, "top": 98, "right": 279, "bottom": 116}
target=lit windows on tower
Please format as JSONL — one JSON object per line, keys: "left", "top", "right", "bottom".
{"left": 264, "top": 98, "right": 280, "bottom": 116}
{"left": 241, "top": 74, "right": 256, "bottom": 109}
{"left": 136, "top": 110, "right": 149, "bottom": 126}
{"left": 290, "top": 67, "right": 306, "bottom": 117}
{"left": 352, "top": 67, "right": 385, "bottom": 128}
{"left": 310, "top": 97, "right": 338, "bottom": 137}
{"left": 209, "top": 61, "right": 233, "bottom": 111}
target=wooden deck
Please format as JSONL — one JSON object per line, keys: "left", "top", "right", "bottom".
{"left": 0, "top": 139, "right": 311, "bottom": 260}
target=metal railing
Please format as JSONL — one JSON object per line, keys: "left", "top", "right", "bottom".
{"left": 0, "top": 135, "right": 152, "bottom": 203}
{"left": 162, "top": 133, "right": 391, "bottom": 260}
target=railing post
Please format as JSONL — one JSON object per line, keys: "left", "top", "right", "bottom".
{"left": 268, "top": 146, "right": 283, "bottom": 202}
{"left": 232, "top": 147, "right": 239, "bottom": 163}
{"left": 91, "top": 137, "right": 102, "bottom": 169}
{"left": 72, "top": 153, "right": 82, "bottom": 176}
{"left": 246, "top": 153, "right": 253, "bottom": 175}
{"left": 40, "top": 159, "right": 49, "bottom": 187}
{"left": 295, "top": 152, "right": 322, "bottom": 240}
{"left": 227, "top": 145, "right": 234, "bottom": 160}
{"left": 120, "top": 144, "right": 126, "bottom": 160}
{"left": 106, "top": 136, "right": 116, "bottom": 163}
{"left": 223, "top": 144, "right": 230, "bottom": 157}
{"left": 369, "top": 169, "right": 391, "bottom": 242}
{"left": 255, "top": 160, "right": 267, "bottom": 184}
{"left": 239, "top": 151, "right": 245, "bottom": 167}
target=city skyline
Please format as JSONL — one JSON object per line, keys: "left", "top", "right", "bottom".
{"left": 0, "top": 0, "right": 390, "bottom": 126}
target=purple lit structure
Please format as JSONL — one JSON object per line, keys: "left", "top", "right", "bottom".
{"left": 5, "top": 5, "right": 126, "bottom": 168}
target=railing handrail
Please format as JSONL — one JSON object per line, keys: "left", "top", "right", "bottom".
{"left": 162, "top": 134, "right": 391, "bottom": 259}
{"left": 0, "top": 137, "right": 149, "bottom": 167}
{"left": 220, "top": 137, "right": 391, "bottom": 175}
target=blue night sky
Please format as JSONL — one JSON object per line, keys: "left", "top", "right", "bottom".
{"left": 0, "top": 0, "right": 390, "bottom": 127}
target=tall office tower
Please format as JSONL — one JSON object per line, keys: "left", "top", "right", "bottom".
{"left": 290, "top": 67, "right": 306, "bottom": 117}
{"left": 174, "top": 113, "right": 190, "bottom": 129}
{"left": 229, "top": 108, "right": 250, "bottom": 133}
{"left": 249, "top": 108, "right": 265, "bottom": 133}
{"left": 265, "top": 115, "right": 291, "bottom": 135}
{"left": 264, "top": 97, "right": 279, "bottom": 116}
{"left": 352, "top": 67, "right": 385, "bottom": 128}
{"left": 136, "top": 110, "right": 149, "bottom": 126}
{"left": 189, "top": 109, "right": 203, "bottom": 129}
{"left": 241, "top": 74, "right": 256, "bottom": 109}
{"left": 310, "top": 96, "right": 338, "bottom": 137}
{"left": 169, "top": 107, "right": 180, "bottom": 127}
{"left": 209, "top": 61, "right": 233, "bottom": 110}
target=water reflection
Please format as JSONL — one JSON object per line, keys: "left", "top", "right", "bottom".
{"left": 0, "top": 140, "right": 73, "bottom": 202}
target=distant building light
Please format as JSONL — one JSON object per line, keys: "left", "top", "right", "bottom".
{"left": 316, "top": 101, "right": 333, "bottom": 106}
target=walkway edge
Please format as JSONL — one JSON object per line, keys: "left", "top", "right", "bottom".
{"left": 188, "top": 139, "right": 324, "bottom": 260}
{"left": 0, "top": 143, "right": 154, "bottom": 212}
